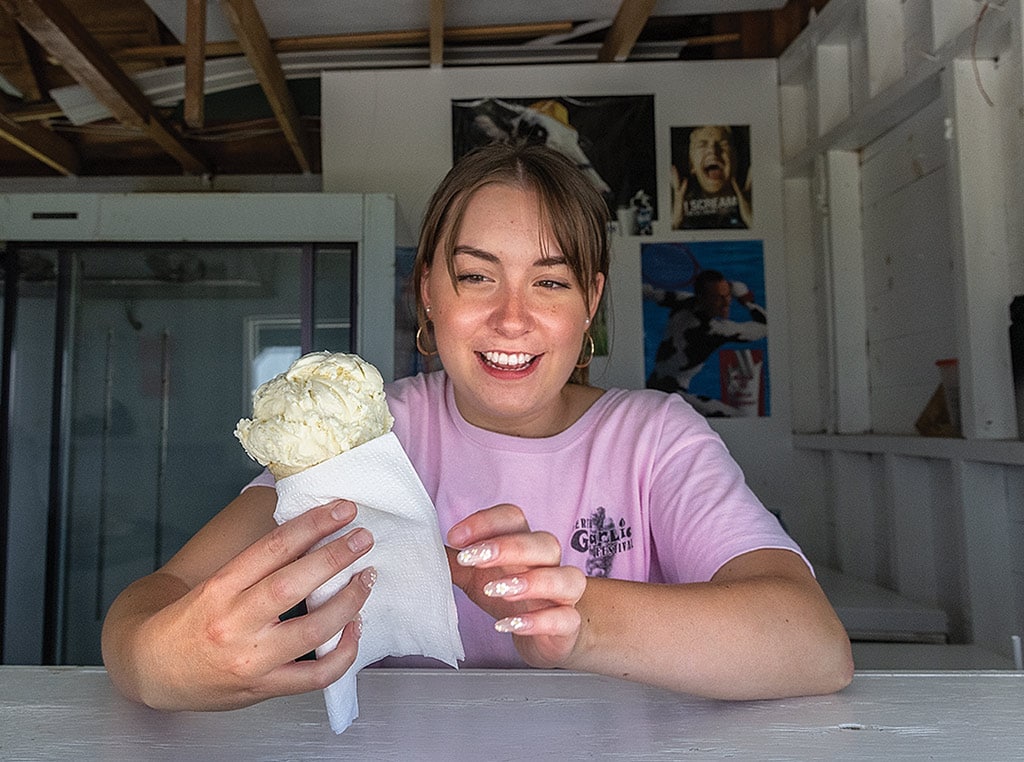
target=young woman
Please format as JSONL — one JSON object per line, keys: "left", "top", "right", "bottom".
{"left": 102, "top": 142, "right": 853, "bottom": 712}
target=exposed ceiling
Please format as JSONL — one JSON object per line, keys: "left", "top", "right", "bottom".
{"left": 0, "top": 0, "right": 828, "bottom": 179}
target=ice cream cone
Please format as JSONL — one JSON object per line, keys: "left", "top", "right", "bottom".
{"left": 235, "top": 351, "right": 394, "bottom": 476}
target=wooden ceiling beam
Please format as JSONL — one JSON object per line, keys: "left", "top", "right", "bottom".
{"left": 0, "top": 89, "right": 78, "bottom": 174}
{"left": 0, "top": 0, "right": 209, "bottom": 173}
{"left": 429, "top": 0, "right": 444, "bottom": 68}
{"left": 1, "top": 16, "right": 45, "bottom": 101}
{"left": 219, "top": 0, "right": 312, "bottom": 173}
{"left": 598, "top": 0, "right": 656, "bottom": 62}
{"left": 184, "top": 0, "right": 205, "bottom": 128}
{"left": 112, "top": 21, "right": 575, "bottom": 61}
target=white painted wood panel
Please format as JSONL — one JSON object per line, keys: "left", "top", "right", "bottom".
{"left": 945, "top": 58, "right": 1017, "bottom": 438}
{"left": 831, "top": 450, "right": 890, "bottom": 581}
{"left": 824, "top": 150, "right": 870, "bottom": 432}
{"left": 816, "top": 44, "right": 852, "bottom": 135}
{"left": 886, "top": 455, "right": 942, "bottom": 606}
{"left": 956, "top": 461, "right": 1021, "bottom": 655}
{"left": 859, "top": 96, "right": 954, "bottom": 433}
{"left": 4, "top": 668, "right": 1024, "bottom": 760}
{"left": 864, "top": 0, "right": 906, "bottom": 98}
{"left": 783, "top": 177, "right": 829, "bottom": 433}
{"left": 782, "top": 0, "right": 1024, "bottom": 662}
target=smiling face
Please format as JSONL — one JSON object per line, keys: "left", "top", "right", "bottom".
{"left": 421, "top": 183, "right": 603, "bottom": 437}
{"left": 688, "top": 125, "right": 734, "bottom": 195}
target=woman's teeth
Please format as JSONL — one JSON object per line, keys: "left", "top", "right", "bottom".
{"left": 482, "top": 351, "right": 534, "bottom": 370}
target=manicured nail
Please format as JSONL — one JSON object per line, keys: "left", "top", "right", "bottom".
{"left": 494, "top": 616, "right": 529, "bottom": 633}
{"left": 351, "top": 613, "right": 363, "bottom": 639}
{"left": 484, "top": 577, "right": 527, "bottom": 597}
{"left": 457, "top": 543, "right": 496, "bottom": 566}
{"left": 359, "top": 567, "right": 377, "bottom": 590}
{"left": 347, "top": 528, "right": 373, "bottom": 553}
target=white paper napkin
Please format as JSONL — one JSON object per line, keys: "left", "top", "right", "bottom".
{"left": 273, "top": 431, "right": 463, "bottom": 733}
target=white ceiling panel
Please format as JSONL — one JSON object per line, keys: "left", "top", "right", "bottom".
{"left": 145, "top": 1, "right": 789, "bottom": 44}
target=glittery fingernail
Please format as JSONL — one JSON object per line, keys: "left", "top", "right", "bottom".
{"left": 360, "top": 567, "right": 377, "bottom": 589}
{"left": 457, "top": 543, "right": 496, "bottom": 566}
{"left": 494, "top": 616, "right": 529, "bottom": 634}
{"left": 483, "top": 577, "right": 527, "bottom": 597}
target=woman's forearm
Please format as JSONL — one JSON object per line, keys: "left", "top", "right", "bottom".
{"left": 101, "top": 572, "right": 192, "bottom": 704}
{"left": 567, "top": 551, "right": 853, "bottom": 699}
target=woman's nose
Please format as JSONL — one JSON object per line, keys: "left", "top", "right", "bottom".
{"left": 490, "top": 289, "right": 532, "bottom": 335}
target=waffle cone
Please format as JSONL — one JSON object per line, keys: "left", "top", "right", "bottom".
{"left": 268, "top": 462, "right": 311, "bottom": 480}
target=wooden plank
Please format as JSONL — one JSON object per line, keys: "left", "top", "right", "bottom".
{"left": 0, "top": 90, "right": 78, "bottom": 173}
{"left": 184, "top": 0, "right": 205, "bottom": 128}
{"left": 5, "top": 668, "right": 1024, "bottom": 759}
{"left": 824, "top": 149, "right": 871, "bottom": 432}
{"left": 428, "top": 0, "right": 444, "bottom": 69}
{"left": 945, "top": 59, "right": 1017, "bottom": 439}
{"left": 112, "top": 21, "right": 576, "bottom": 61}
{"left": 219, "top": 0, "right": 312, "bottom": 173}
{"left": 0, "top": 0, "right": 209, "bottom": 174}
{"left": 597, "top": 0, "right": 656, "bottom": 63}
{"left": 0, "top": 13, "right": 44, "bottom": 101}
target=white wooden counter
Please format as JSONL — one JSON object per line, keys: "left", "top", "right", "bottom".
{"left": 1, "top": 667, "right": 1021, "bottom": 760}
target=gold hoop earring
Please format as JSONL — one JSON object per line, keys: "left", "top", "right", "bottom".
{"left": 575, "top": 330, "right": 595, "bottom": 369}
{"left": 416, "top": 324, "right": 438, "bottom": 357}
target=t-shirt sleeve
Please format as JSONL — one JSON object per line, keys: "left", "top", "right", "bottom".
{"left": 645, "top": 397, "right": 809, "bottom": 583}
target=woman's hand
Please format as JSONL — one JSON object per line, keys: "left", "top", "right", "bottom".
{"left": 102, "top": 499, "right": 375, "bottom": 711}
{"left": 445, "top": 503, "right": 587, "bottom": 668}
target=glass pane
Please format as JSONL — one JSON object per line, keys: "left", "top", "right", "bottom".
{"left": 2, "top": 251, "right": 58, "bottom": 664}
{"left": 313, "top": 245, "right": 354, "bottom": 354}
{"left": 48, "top": 243, "right": 353, "bottom": 665}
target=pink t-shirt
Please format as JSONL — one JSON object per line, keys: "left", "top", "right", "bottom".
{"left": 246, "top": 370, "right": 806, "bottom": 667}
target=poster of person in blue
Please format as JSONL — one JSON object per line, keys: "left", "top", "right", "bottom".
{"left": 670, "top": 125, "right": 752, "bottom": 230}
{"left": 642, "top": 240, "right": 768, "bottom": 417}
{"left": 451, "top": 95, "right": 656, "bottom": 234}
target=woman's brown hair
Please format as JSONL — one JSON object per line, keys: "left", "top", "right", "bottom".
{"left": 413, "top": 141, "right": 610, "bottom": 384}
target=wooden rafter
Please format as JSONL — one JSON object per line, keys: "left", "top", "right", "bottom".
{"left": 598, "top": 0, "right": 656, "bottom": 63}
{"left": 219, "top": 0, "right": 313, "bottom": 173}
{"left": 184, "top": 0, "right": 204, "bottom": 128}
{"left": 429, "top": 0, "right": 444, "bottom": 69}
{"left": 112, "top": 21, "right": 575, "bottom": 61}
{"left": 1, "top": 17, "right": 44, "bottom": 101}
{"left": 0, "top": 0, "right": 209, "bottom": 173}
{"left": 0, "top": 89, "right": 78, "bottom": 173}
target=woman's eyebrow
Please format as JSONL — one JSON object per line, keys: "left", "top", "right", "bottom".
{"left": 453, "top": 245, "right": 499, "bottom": 262}
{"left": 534, "top": 254, "right": 568, "bottom": 268}
{"left": 454, "top": 246, "right": 567, "bottom": 269}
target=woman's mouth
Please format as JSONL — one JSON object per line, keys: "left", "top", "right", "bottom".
{"left": 480, "top": 351, "right": 536, "bottom": 371}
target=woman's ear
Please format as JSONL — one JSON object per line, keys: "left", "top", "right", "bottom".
{"left": 589, "top": 273, "right": 606, "bottom": 320}
{"left": 419, "top": 267, "right": 432, "bottom": 314}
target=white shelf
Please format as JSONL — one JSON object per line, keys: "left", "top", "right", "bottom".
{"left": 817, "top": 567, "right": 949, "bottom": 643}
{"left": 793, "top": 433, "right": 1024, "bottom": 466}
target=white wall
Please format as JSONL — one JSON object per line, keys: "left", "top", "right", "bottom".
{"left": 319, "top": 61, "right": 833, "bottom": 562}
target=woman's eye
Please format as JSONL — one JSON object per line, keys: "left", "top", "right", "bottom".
{"left": 537, "top": 279, "right": 571, "bottom": 290}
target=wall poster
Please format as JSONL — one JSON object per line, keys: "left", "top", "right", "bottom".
{"left": 642, "top": 240, "right": 769, "bottom": 417}
{"left": 451, "top": 95, "right": 657, "bottom": 235}
{"left": 670, "top": 125, "right": 752, "bottom": 230}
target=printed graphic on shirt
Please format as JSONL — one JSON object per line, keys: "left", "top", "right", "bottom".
{"left": 570, "top": 507, "right": 633, "bottom": 577}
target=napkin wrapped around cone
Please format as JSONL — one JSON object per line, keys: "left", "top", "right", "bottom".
{"left": 235, "top": 351, "right": 462, "bottom": 732}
